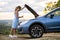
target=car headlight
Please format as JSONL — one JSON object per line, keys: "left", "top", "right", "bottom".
{"left": 20, "top": 21, "right": 29, "bottom": 25}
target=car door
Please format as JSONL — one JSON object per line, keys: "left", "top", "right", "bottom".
{"left": 45, "top": 9, "right": 60, "bottom": 31}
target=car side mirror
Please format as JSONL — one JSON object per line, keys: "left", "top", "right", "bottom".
{"left": 50, "top": 14, "right": 54, "bottom": 19}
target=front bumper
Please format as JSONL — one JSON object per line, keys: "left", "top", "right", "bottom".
{"left": 17, "top": 25, "right": 29, "bottom": 34}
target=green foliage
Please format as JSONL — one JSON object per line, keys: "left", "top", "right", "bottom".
{"left": 55, "top": 0, "right": 60, "bottom": 8}
{"left": 50, "top": 0, "right": 60, "bottom": 9}
{"left": 44, "top": 0, "right": 60, "bottom": 12}
{"left": 0, "top": 24, "right": 11, "bottom": 35}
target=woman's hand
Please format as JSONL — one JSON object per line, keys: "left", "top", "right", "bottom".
{"left": 21, "top": 6, "right": 25, "bottom": 10}
{"left": 18, "top": 16, "right": 23, "bottom": 18}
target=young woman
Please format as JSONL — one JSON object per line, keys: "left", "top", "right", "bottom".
{"left": 9, "top": 6, "right": 25, "bottom": 38}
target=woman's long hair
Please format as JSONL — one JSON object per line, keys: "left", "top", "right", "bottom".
{"left": 15, "top": 6, "right": 21, "bottom": 11}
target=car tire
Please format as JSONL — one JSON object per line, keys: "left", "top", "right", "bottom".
{"left": 29, "top": 24, "right": 44, "bottom": 38}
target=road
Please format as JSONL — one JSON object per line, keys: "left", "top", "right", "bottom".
{"left": 0, "top": 33, "right": 60, "bottom": 40}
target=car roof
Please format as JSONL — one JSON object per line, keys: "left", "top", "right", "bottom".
{"left": 52, "top": 7, "right": 60, "bottom": 11}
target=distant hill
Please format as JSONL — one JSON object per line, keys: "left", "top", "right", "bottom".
{"left": 0, "top": 20, "right": 26, "bottom": 26}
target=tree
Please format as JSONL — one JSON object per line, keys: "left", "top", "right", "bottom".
{"left": 44, "top": 0, "right": 60, "bottom": 14}
{"left": 55, "top": 0, "right": 60, "bottom": 8}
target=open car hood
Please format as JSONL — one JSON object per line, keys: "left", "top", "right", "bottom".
{"left": 25, "top": 4, "right": 39, "bottom": 18}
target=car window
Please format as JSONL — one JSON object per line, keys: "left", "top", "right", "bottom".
{"left": 47, "top": 10, "right": 60, "bottom": 17}
{"left": 53, "top": 10, "right": 60, "bottom": 16}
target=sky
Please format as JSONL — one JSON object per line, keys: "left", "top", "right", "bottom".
{"left": 0, "top": 0, "right": 58, "bottom": 20}
{"left": 0, "top": 0, "right": 46, "bottom": 13}
{"left": 0, "top": 0, "right": 58, "bottom": 12}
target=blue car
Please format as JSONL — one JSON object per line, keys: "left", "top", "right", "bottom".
{"left": 18, "top": 4, "right": 60, "bottom": 38}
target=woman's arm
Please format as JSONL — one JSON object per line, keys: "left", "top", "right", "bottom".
{"left": 18, "top": 16, "right": 23, "bottom": 18}
{"left": 15, "top": 12, "right": 23, "bottom": 18}
{"left": 21, "top": 6, "right": 25, "bottom": 10}
{"left": 18, "top": 6, "right": 25, "bottom": 18}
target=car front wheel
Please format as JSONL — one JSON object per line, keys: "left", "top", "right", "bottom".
{"left": 29, "top": 24, "right": 44, "bottom": 38}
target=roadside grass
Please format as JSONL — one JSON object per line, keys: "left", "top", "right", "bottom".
{"left": 0, "top": 24, "right": 11, "bottom": 35}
